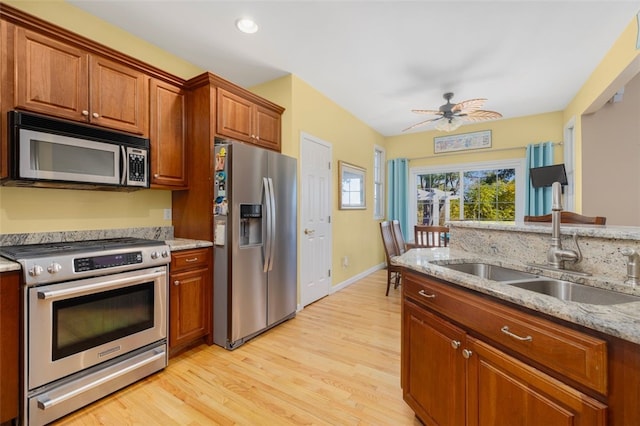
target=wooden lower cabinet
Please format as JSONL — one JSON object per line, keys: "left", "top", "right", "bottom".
{"left": 0, "top": 270, "right": 20, "bottom": 424}
{"left": 467, "top": 337, "right": 606, "bottom": 426}
{"left": 169, "top": 248, "right": 213, "bottom": 356}
{"left": 402, "top": 272, "right": 609, "bottom": 426}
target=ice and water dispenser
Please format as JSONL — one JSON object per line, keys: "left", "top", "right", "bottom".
{"left": 239, "top": 204, "right": 262, "bottom": 247}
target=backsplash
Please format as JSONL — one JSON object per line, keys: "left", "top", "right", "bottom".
{"left": 0, "top": 226, "right": 174, "bottom": 246}
{"left": 449, "top": 221, "right": 640, "bottom": 283}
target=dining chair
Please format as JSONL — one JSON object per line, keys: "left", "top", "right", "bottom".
{"left": 391, "top": 220, "right": 408, "bottom": 255}
{"left": 414, "top": 225, "right": 449, "bottom": 247}
{"left": 524, "top": 211, "right": 606, "bottom": 225}
{"left": 380, "top": 221, "right": 402, "bottom": 296}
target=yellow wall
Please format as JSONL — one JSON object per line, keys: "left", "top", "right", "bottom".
{"left": 254, "top": 75, "right": 388, "bottom": 285}
{"left": 564, "top": 16, "right": 640, "bottom": 210}
{"left": 0, "top": 1, "right": 637, "bottom": 288}
{"left": 386, "top": 112, "right": 564, "bottom": 166}
{"left": 0, "top": 0, "right": 204, "bottom": 235}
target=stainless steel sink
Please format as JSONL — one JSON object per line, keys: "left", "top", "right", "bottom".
{"left": 506, "top": 279, "right": 640, "bottom": 305}
{"left": 441, "top": 263, "right": 538, "bottom": 281}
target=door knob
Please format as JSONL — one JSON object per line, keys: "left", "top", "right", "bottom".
{"left": 304, "top": 228, "right": 315, "bottom": 235}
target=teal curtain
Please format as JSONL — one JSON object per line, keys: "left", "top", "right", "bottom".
{"left": 525, "top": 142, "right": 554, "bottom": 215}
{"left": 387, "top": 158, "right": 409, "bottom": 236}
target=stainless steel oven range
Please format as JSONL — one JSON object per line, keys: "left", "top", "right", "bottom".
{"left": 0, "top": 238, "right": 170, "bottom": 426}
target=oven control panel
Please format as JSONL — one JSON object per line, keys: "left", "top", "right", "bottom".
{"left": 74, "top": 251, "right": 143, "bottom": 272}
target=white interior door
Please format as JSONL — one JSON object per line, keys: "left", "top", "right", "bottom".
{"left": 300, "top": 132, "right": 332, "bottom": 307}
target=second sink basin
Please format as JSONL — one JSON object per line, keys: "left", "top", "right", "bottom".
{"left": 506, "top": 279, "right": 640, "bottom": 305}
{"left": 442, "top": 263, "right": 538, "bottom": 281}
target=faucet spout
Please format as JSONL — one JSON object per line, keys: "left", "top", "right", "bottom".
{"left": 546, "top": 182, "right": 582, "bottom": 270}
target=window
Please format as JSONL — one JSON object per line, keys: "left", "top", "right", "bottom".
{"left": 373, "top": 146, "right": 385, "bottom": 219}
{"left": 411, "top": 159, "right": 525, "bottom": 227}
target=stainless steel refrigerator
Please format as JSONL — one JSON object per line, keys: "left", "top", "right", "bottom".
{"left": 212, "top": 141, "right": 297, "bottom": 350}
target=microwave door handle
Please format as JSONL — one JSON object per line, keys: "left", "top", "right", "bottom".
{"left": 120, "top": 146, "right": 127, "bottom": 185}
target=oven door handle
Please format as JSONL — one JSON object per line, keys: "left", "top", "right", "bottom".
{"left": 36, "top": 347, "right": 166, "bottom": 410}
{"left": 36, "top": 269, "right": 166, "bottom": 300}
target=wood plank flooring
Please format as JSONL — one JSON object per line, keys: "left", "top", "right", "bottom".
{"left": 53, "top": 269, "right": 418, "bottom": 425}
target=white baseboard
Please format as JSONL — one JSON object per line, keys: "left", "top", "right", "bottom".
{"left": 296, "top": 262, "right": 385, "bottom": 312}
{"left": 330, "top": 262, "right": 385, "bottom": 294}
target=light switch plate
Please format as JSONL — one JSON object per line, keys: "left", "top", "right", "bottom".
{"left": 163, "top": 209, "right": 172, "bottom": 220}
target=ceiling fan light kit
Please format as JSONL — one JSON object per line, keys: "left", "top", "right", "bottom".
{"left": 404, "top": 92, "right": 502, "bottom": 133}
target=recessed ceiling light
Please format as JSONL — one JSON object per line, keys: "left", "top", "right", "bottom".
{"left": 236, "top": 18, "right": 259, "bottom": 34}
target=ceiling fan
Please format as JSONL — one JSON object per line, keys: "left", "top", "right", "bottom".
{"left": 403, "top": 92, "right": 503, "bottom": 132}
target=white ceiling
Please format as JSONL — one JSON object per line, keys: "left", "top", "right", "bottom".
{"left": 68, "top": 1, "right": 640, "bottom": 136}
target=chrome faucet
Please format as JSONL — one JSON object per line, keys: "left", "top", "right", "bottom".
{"left": 621, "top": 248, "right": 640, "bottom": 287}
{"left": 547, "top": 182, "right": 583, "bottom": 269}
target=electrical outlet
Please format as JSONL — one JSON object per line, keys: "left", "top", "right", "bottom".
{"left": 342, "top": 256, "right": 349, "bottom": 268}
{"left": 163, "top": 208, "right": 172, "bottom": 220}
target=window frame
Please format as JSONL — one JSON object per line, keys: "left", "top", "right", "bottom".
{"left": 373, "top": 145, "right": 386, "bottom": 220}
{"left": 409, "top": 158, "right": 526, "bottom": 229}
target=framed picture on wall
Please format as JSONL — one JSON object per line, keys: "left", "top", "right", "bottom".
{"left": 434, "top": 130, "right": 492, "bottom": 154}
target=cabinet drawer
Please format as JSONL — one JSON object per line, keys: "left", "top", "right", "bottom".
{"left": 171, "top": 248, "right": 210, "bottom": 271}
{"left": 404, "top": 271, "right": 608, "bottom": 395}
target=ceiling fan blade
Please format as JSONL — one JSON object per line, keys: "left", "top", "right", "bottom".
{"left": 463, "top": 110, "right": 503, "bottom": 121}
{"left": 402, "top": 117, "right": 443, "bottom": 132}
{"left": 452, "top": 98, "right": 486, "bottom": 113}
{"left": 411, "top": 109, "right": 442, "bottom": 115}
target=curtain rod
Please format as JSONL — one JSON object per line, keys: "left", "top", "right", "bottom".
{"left": 408, "top": 141, "right": 563, "bottom": 161}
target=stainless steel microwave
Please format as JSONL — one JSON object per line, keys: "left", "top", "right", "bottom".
{"left": 6, "top": 111, "right": 149, "bottom": 190}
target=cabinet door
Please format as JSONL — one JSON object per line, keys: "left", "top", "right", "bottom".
{"left": 0, "top": 271, "right": 20, "bottom": 423}
{"left": 402, "top": 301, "right": 466, "bottom": 426}
{"left": 216, "top": 88, "right": 253, "bottom": 143}
{"left": 255, "top": 104, "right": 281, "bottom": 151}
{"left": 466, "top": 336, "right": 607, "bottom": 426}
{"left": 169, "top": 267, "right": 210, "bottom": 349}
{"left": 90, "top": 55, "right": 148, "bottom": 135}
{"left": 15, "top": 27, "right": 89, "bottom": 121}
{"left": 150, "top": 79, "right": 187, "bottom": 188}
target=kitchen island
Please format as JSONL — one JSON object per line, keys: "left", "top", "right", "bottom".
{"left": 395, "top": 221, "right": 640, "bottom": 426}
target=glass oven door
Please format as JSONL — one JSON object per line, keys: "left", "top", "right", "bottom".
{"left": 27, "top": 266, "right": 167, "bottom": 390}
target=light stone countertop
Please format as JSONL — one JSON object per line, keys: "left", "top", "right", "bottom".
{"left": 0, "top": 256, "right": 21, "bottom": 273}
{"left": 451, "top": 220, "right": 640, "bottom": 240}
{"left": 393, "top": 247, "right": 640, "bottom": 345}
{"left": 165, "top": 238, "right": 214, "bottom": 251}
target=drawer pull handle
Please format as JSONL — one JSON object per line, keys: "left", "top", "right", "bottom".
{"left": 418, "top": 289, "right": 436, "bottom": 299}
{"left": 501, "top": 326, "right": 533, "bottom": 342}
{"left": 185, "top": 257, "right": 199, "bottom": 262}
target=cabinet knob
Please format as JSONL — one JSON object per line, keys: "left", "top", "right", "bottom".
{"left": 462, "top": 349, "right": 473, "bottom": 359}
{"left": 451, "top": 340, "right": 461, "bottom": 349}
{"left": 154, "top": 174, "right": 159, "bottom": 178}
{"left": 174, "top": 280, "right": 180, "bottom": 286}
{"left": 92, "top": 112, "right": 100, "bottom": 118}
{"left": 81, "top": 110, "right": 89, "bottom": 116}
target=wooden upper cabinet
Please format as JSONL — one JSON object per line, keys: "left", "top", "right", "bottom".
{"left": 14, "top": 27, "right": 148, "bottom": 135}
{"left": 217, "top": 88, "right": 253, "bottom": 142}
{"left": 255, "top": 104, "right": 281, "bottom": 151}
{"left": 216, "top": 87, "right": 282, "bottom": 152}
{"left": 89, "top": 55, "right": 148, "bottom": 135}
{"left": 149, "top": 79, "right": 187, "bottom": 188}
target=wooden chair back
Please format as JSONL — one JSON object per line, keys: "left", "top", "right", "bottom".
{"left": 379, "top": 220, "right": 403, "bottom": 296}
{"left": 524, "top": 211, "right": 606, "bottom": 225}
{"left": 380, "top": 221, "right": 399, "bottom": 261}
{"left": 391, "top": 220, "right": 407, "bottom": 255}
{"left": 414, "top": 225, "right": 449, "bottom": 247}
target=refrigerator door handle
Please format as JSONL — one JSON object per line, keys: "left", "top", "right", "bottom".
{"left": 263, "top": 177, "right": 273, "bottom": 272}
{"left": 267, "top": 177, "right": 276, "bottom": 271}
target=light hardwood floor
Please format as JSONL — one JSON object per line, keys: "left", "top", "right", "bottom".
{"left": 54, "top": 269, "right": 418, "bottom": 425}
